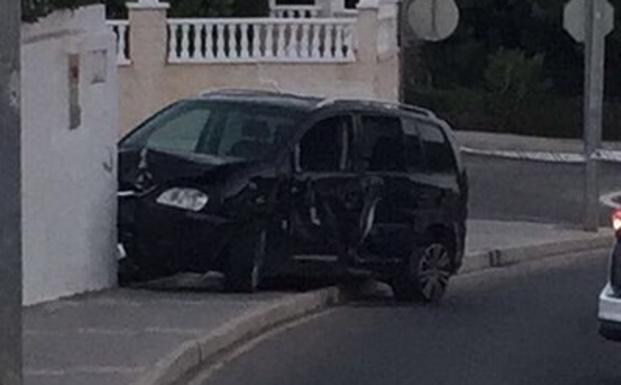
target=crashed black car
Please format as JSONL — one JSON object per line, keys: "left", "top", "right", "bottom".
{"left": 118, "top": 90, "right": 468, "bottom": 302}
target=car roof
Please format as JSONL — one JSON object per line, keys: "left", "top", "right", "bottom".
{"left": 197, "top": 89, "right": 323, "bottom": 111}
{"left": 196, "top": 89, "right": 440, "bottom": 121}
{"left": 317, "top": 98, "right": 438, "bottom": 120}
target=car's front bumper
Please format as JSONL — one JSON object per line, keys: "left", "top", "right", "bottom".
{"left": 598, "top": 284, "right": 621, "bottom": 341}
{"left": 121, "top": 197, "right": 236, "bottom": 274}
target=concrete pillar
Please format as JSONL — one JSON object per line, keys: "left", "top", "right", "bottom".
{"left": 356, "top": 0, "right": 380, "bottom": 64}
{"left": 317, "top": 0, "right": 336, "bottom": 16}
{"left": 355, "top": 0, "right": 400, "bottom": 100}
{"left": 0, "top": 0, "right": 22, "bottom": 381}
{"left": 126, "top": 0, "right": 169, "bottom": 126}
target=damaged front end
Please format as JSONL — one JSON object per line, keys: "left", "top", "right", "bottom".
{"left": 117, "top": 147, "right": 279, "bottom": 281}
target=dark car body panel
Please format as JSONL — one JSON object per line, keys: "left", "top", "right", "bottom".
{"left": 600, "top": 319, "right": 621, "bottom": 341}
{"left": 610, "top": 238, "right": 621, "bottom": 296}
{"left": 118, "top": 92, "right": 468, "bottom": 280}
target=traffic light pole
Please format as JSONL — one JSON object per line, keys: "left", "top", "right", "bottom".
{"left": 0, "top": 0, "right": 23, "bottom": 383}
{"left": 583, "top": 0, "right": 606, "bottom": 231}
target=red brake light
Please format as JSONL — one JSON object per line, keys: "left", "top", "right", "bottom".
{"left": 612, "top": 210, "right": 621, "bottom": 232}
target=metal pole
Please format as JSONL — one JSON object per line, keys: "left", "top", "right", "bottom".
{"left": 0, "top": 0, "right": 22, "bottom": 383}
{"left": 398, "top": 0, "right": 408, "bottom": 102}
{"left": 583, "top": 0, "right": 606, "bottom": 231}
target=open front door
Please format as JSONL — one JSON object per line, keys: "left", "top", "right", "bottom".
{"left": 288, "top": 114, "right": 362, "bottom": 264}
{"left": 351, "top": 114, "right": 417, "bottom": 264}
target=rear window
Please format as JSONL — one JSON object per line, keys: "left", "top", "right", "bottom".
{"left": 417, "top": 120, "right": 457, "bottom": 174}
{"left": 359, "top": 115, "right": 406, "bottom": 172}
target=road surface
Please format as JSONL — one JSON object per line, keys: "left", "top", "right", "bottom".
{"left": 466, "top": 154, "right": 621, "bottom": 225}
{"left": 197, "top": 250, "right": 621, "bottom": 385}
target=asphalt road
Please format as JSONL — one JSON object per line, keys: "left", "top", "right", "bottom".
{"left": 197, "top": 250, "right": 620, "bottom": 385}
{"left": 465, "top": 154, "right": 621, "bottom": 225}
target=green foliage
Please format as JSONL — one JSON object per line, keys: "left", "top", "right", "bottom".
{"left": 484, "top": 49, "right": 546, "bottom": 98}
{"left": 166, "top": 0, "right": 234, "bottom": 17}
{"left": 406, "top": 0, "right": 621, "bottom": 138}
{"left": 483, "top": 48, "right": 550, "bottom": 132}
{"left": 105, "top": 0, "right": 268, "bottom": 19}
{"left": 27, "top": 0, "right": 269, "bottom": 22}
{"left": 23, "top": 0, "right": 102, "bottom": 22}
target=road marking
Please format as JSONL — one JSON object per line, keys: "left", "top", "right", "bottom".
{"left": 184, "top": 309, "right": 337, "bottom": 385}
{"left": 600, "top": 190, "right": 621, "bottom": 209}
{"left": 25, "top": 366, "right": 146, "bottom": 376}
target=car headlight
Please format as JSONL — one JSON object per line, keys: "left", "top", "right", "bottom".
{"left": 156, "top": 188, "right": 209, "bottom": 212}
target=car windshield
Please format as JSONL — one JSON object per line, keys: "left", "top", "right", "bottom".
{"left": 120, "top": 100, "right": 305, "bottom": 161}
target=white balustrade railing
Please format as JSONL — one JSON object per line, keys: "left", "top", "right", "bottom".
{"left": 270, "top": 5, "right": 322, "bottom": 18}
{"left": 106, "top": 20, "right": 131, "bottom": 65}
{"left": 167, "top": 18, "right": 356, "bottom": 63}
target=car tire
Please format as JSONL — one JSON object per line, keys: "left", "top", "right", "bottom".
{"left": 392, "top": 238, "right": 453, "bottom": 303}
{"left": 224, "top": 226, "right": 267, "bottom": 293}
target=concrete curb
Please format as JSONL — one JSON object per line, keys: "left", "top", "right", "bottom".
{"left": 133, "top": 232, "right": 614, "bottom": 385}
{"left": 461, "top": 232, "right": 614, "bottom": 274}
{"left": 132, "top": 287, "right": 343, "bottom": 385}
{"left": 461, "top": 146, "right": 621, "bottom": 164}
{"left": 455, "top": 131, "right": 621, "bottom": 154}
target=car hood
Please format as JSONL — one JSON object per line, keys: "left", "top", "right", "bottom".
{"left": 118, "top": 147, "right": 262, "bottom": 191}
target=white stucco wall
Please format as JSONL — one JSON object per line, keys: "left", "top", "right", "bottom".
{"left": 21, "top": 5, "right": 119, "bottom": 305}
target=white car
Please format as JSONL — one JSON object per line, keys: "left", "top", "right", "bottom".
{"left": 599, "top": 209, "right": 621, "bottom": 341}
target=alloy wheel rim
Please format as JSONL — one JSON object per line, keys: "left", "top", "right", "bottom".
{"left": 417, "top": 243, "right": 451, "bottom": 301}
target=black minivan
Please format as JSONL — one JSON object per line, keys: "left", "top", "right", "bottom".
{"left": 118, "top": 90, "right": 468, "bottom": 303}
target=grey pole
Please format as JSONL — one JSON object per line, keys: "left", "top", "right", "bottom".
{"left": 398, "top": 0, "right": 409, "bottom": 102}
{"left": 0, "top": 0, "right": 23, "bottom": 383}
{"left": 583, "top": 0, "right": 606, "bottom": 231}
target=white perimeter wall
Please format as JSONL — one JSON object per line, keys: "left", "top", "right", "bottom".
{"left": 21, "top": 5, "right": 119, "bottom": 305}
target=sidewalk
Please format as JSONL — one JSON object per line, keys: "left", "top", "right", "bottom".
{"left": 467, "top": 220, "right": 612, "bottom": 253}
{"left": 455, "top": 131, "right": 621, "bottom": 154}
{"left": 463, "top": 220, "right": 613, "bottom": 272}
{"left": 24, "top": 219, "right": 614, "bottom": 385}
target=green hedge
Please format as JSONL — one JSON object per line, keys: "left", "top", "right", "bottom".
{"left": 407, "top": 88, "right": 621, "bottom": 141}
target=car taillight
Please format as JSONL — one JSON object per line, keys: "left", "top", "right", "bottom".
{"left": 613, "top": 210, "right": 621, "bottom": 237}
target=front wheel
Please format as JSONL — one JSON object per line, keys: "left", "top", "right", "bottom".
{"left": 224, "top": 226, "right": 267, "bottom": 293}
{"left": 392, "top": 241, "right": 453, "bottom": 303}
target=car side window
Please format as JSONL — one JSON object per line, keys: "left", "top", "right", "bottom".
{"left": 359, "top": 115, "right": 406, "bottom": 172}
{"left": 402, "top": 118, "right": 424, "bottom": 173}
{"left": 218, "top": 114, "right": 276, "bottom": 160}
{"left": 418, "top": 120, "right": 457, "bottom": 175}
{"left": 297, "top": 116, "right": 352, "bottom": 172}
{"left": 146, "top": 109, "right": 211, "bottom": 153}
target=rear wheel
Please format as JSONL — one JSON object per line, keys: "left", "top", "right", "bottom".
{"left": 224, "top": 226, "right": 267, "bottom": 293}
{"left": 392, "top": 240, "right": 453, "bottom": 303}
